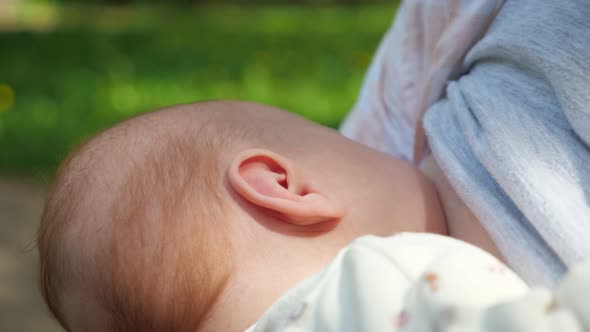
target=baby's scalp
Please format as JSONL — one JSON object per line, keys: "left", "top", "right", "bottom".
{"left": 38, "top": 103, "right": 248, "bottom": 331}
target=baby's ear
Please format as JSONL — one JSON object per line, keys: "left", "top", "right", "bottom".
{"left": 228, "top": 149, "right": 343, "bottom": 226}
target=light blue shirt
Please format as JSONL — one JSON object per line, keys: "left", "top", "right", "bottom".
{"left": 424, "top": 0, "right": 590, "bottom": 287}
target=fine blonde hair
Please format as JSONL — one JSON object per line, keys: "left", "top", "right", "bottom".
{"left": 38, "top": 109, "right": 234, "bottom": 331}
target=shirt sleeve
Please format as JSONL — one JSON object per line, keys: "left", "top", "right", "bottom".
{"left": 339, "top": 0, "right": 503, "bottom": 163}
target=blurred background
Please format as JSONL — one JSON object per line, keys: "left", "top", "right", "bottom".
{"left": 0, "top": 0, "right": 397, "bottom": 330}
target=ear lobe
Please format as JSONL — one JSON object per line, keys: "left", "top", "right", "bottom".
{"left": 229, "top": 149, "right": 343, "bottom": 226}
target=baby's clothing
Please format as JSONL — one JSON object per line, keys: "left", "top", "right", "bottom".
{"left": 247, "top": 234, "right": 590, "bottom": 332}
{"left": 341, "top": 0, "right": 590, "bottom": 287}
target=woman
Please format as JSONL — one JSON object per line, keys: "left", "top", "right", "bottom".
{"left": 341, "top": 0, "right": 590, "bottom": 287}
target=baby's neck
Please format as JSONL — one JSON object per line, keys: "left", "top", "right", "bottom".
{"left": 420, "top": 154, "right": 503, "bottom": 260}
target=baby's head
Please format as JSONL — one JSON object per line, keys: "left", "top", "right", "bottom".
{"left": 38, "top": 101, "right": 445, "bottom": 331}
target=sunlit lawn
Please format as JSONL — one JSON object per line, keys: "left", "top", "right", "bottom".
{"left": 0, "top": 3, "right": 397, "bottom": 176}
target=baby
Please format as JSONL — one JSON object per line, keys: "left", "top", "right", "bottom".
{"left": 37, "top": 101, "right": 450, "bottom": 331}
{"left": 40, "top": 100, "right": 590, "bottom": 332}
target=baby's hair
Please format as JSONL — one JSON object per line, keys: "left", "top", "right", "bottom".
{"left": 38, "top": 107, "right": 238, "bottom": 331}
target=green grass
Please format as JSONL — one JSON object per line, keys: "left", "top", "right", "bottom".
{"left": 0, "top": 3, "right": 397, "bottom": 177}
